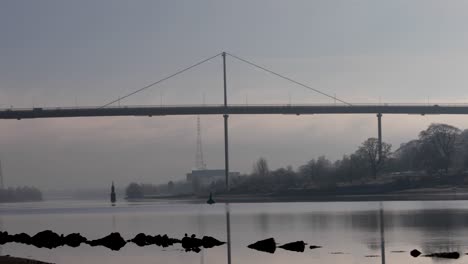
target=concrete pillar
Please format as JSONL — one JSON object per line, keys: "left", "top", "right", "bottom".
{"left": 377, "top": 113, "right": 382, "bottom": 161}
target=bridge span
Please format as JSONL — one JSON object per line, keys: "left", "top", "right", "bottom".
{"left": 0, "top": 104, "right": 467, "bottom": 119}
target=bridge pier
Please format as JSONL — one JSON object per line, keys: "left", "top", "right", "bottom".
{"left": 377, "top": 113, "right": 382, "bottom": 161}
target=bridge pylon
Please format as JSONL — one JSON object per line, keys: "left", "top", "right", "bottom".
{"left": 222, "top": 52, "right": 230, "bottom": 192}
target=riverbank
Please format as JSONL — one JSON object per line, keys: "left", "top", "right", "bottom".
{"left": 0, "top": 255, "right": 53, "bottom": 264}
{"left": 138, "top": 186, "right": 468, "bottom": 203}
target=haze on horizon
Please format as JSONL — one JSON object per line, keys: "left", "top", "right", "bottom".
{"left": 1, "top": 0, "right": 468, "bottom": 190}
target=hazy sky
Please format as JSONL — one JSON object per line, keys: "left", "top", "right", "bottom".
{"left": 2, "top": 0, "right": 468, "bottom": 190}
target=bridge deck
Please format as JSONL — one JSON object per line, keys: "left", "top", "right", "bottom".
{"left": 1, "top": 104, "right": 468, "bottom": 119}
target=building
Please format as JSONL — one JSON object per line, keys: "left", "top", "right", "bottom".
{"left": 186, "top": 169, "right": 240, "bottom": 187}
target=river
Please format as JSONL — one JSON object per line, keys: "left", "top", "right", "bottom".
{"left": 1, "top": 199, "right": 468, "bottom": 263}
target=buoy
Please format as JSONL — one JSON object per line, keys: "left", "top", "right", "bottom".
{"left": 206, "top": 192, "right": 215, "bottom": 204}
{"left": 110, "top": 182, "right": 116, "bottom": 204}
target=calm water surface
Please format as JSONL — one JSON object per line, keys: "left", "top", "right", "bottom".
{"left": 1, "top": 200, "right": 468, "bottom": 263}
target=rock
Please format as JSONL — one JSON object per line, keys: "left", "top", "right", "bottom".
{"left": 0, "top": 231, "right": 10, "bottom": 244}
{"left": 410, "top": 249, "right": 421, "bottom": 257}
{"left": 12, "top": 233, "right": 31, "bottom": 245}
{"left": 129, "top": 233, "right": 151, "bottom": 247}
{"left": 64, "top": 233, "right": 87, "bottom": 248}
{"left": 31, "top": 230, "right": 63, "bottom": 249}
{"left": 424, "top": 252, "right": 460, "bottom": 259}
{"left": 201, "top": 236, "right": 225, "bottom": 248}
{"left": 309, "top": 245, "right": 322, "bottom": 249}
{"left": 279, "top": 241, "right": 306, "bottom": 252}
{"left": 86, "top": 232, "right": 126, "bottom": 251}
{"left": 247, "top": 238, "right": 276, "bottom": 254}
{"left": 181, "top": 234, "right": 203, "bottom": 252}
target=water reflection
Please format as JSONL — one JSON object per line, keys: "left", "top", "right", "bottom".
{"left": 0, "top": 214, "right": 3, "bottom": 255}
{"left": 225, "top": 203, "right": 232, "bottom": 264}
{"left": 379, "top": 202, "right": 385, "bottom": 264}
{"left": 2, "top": 201, "right": 468, "bottom": 263}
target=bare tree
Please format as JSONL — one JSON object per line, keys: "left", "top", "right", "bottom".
{"left": 419, "top": 123, "right": 460, "bottom": 173}
{"left": 356, "top": 138, "right": 392, "bottom": 178}
{"left": 253, "top": 157, "right": 269, "bottom": 177}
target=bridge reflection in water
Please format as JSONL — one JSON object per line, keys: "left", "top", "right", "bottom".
{"left": 221, "top": 202, "right": 387, "bottom": 264}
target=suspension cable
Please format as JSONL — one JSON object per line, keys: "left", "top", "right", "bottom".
{"left": 226, "top": 52, "right": 352, "bottom": 106}
{"left": 99, "top": 52, "right": 223, "bottom": 108}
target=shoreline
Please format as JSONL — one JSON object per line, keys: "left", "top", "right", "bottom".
{"left": 0, "top": 255, "right": 53, "bottom": 264}
{"left": 138, "top": 187, "right": 468, "bottom": 203}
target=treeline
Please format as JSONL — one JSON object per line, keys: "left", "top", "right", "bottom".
{"left": 126, "top": 123, "right": 468, "bottom": 197}
{"left": 216, "top": 123, "right": 468, "bottom": 194}
{"left": 0, "top": 186, "right": 43, "bottom": 202}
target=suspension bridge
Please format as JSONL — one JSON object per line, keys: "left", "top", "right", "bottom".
{"left": 2, "top": 52, "right": 468, "bottom": 191}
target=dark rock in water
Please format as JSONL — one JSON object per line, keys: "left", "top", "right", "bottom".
{"left": 87, "top": 232, "right": 126, "bottom": 251}
{"left": 181, "top": 234, "right": 203, "bottom": 252}
{"left": 424, "top": 252, "right": 460, "bottom": 259}
{"left": 202, "top": 236, "right": 225, "bottom": 248}
{"left": 159, "top": 234, "right": 180, "bottom": 248}
{"left": 12, "top": 233, "right": 31, "bottom": 245}
{"left": 247, "top": 238, "right": 276, "bottom": 254}
{"left": 31, "top": 230, "right": 63, "bottom": 249}
{"left": 309, "top": 245, "right": 322, "bottom": 249}
{"left": 0, "top": 231, "right": 10, "bottom": 244}
{"left": 64, "top": 233, "right": 87, "bottom": 247}
{"left": 129, "top": 233, "right": 151, "bottom": 247}
{"left": 410, "top": 249, "right": 421, "bottom": 257}
{"left": 129, "top": 233, "right": 180, "bottom": 248}
{"left": 279, "top": 241, "right": 306, "bottom": 252}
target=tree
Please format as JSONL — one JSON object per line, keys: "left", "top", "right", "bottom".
{"left": 298, "top": 156, "right": 333, "bottom": 186}
{"left": 125, "top": 182, "right": 143, "bottom": 199}
{"left": 356, "top": 138, "right": 392, "bottom": 178}
{"left": 393, "top": 140, "right": 421, "bottom": 171}
{"left": 253, "top": 157, "right": 269, "bottom": 177}
{"left": 455, "top": 129, "right": 468, "bottom": 169}
{"left": 418, "top": 123, "right": 461, "bottom": 173}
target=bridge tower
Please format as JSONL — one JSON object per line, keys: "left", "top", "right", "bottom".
{"left": 222, "top": 52, "right": 230, "bottom": 192}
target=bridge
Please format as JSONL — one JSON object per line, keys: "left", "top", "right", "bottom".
{"left": 1, "top": 104, "right": 468, "bottom": 119}
{"left": 3, "top": 52, "right": 467, "bottom": 192}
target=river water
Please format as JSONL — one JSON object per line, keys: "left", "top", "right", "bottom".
{"left": 1, "top": 200, "right": 468, "bottom": 263}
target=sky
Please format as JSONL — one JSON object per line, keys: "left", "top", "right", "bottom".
{"left": 2, "top": 0, "right": 468, "bottom": 190}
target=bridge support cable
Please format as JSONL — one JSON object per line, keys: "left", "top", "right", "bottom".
{"left": 99, "top": 52, "right": 223, "bottom": 108}
{"left": 377, "top": 113, "right": 382, "bottom": 162}
{"left": 225, "top": 52, "right": 352, "bottom": 106}
{"left": 222, "top": 52, "right": 230, "bottom": 192}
